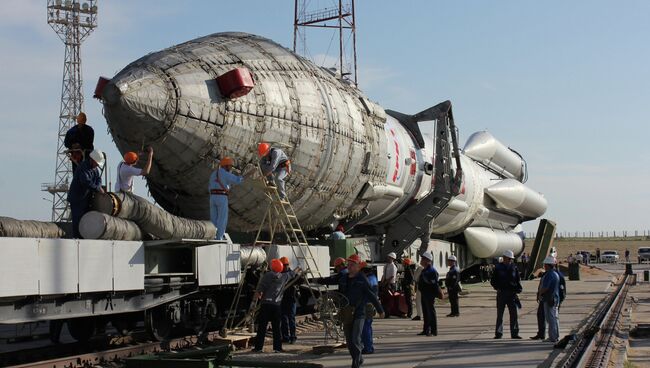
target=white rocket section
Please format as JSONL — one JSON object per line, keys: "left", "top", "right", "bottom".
{"left": 463, "top": 227, "right": 524, "bottom": 258}
{"left": 463, "top": 131, "right": 526, "bottom": 182}
{"left": 485, "top": 179, "right": 548, "bottom": 218}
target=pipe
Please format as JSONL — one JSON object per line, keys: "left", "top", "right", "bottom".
{"left": 240, "top": 246, "right": 267, "bottom": 268}
{"left": 92, "top": 192, "right": 217, "bottom": 240}
{"left": 0, "top": 217, "right": 65, "bottom": 238}
{"left": 79, "top": 211, "right": 143, "bottom": 240}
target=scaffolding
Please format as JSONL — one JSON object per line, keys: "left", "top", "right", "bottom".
{"left": 293, "top": 0, "right": 358, "bottom": 86}
{"left": 43, "top": 0, "right": 98, "bottom": 222}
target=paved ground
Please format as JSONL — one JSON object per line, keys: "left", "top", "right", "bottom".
{"left": 234, "top": 264, "right": 617, "bottom": 368}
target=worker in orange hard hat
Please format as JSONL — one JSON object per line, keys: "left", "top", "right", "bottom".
{"left": 258, "top": 142, "right": 291, "bottom": 200}
{"left": 115, "top": 147, "right": 154, "bottom": 193}
{"left": 331, "top": 224, "right": 346, "bottom": 240}
{"left": 339, "top": 254, "right": 384, "bottom": 367}
{"left": 280, "top": 256, "right": 299, "bottom": 344}
{"left": 209, "top": 156, "right": 248, "bottom": 240}
{"left": 254, "top": 258, "right": 302, "bottom": 352}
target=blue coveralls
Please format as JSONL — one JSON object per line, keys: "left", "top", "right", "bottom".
{"left": 208, "top": 167, "right": 243, "bottom": 240}
{"left": 491, "top": 262, "right": 522, "bottom": 338}
{"left": 339, "top": 272, "right": 383, "bottom": 368}
{"left": 259, "top": 148, "right": 289, "bottom": 199}
{"left": 281, "top": 267, "right": 298, "bottom": 343}
{"left": 67, "top": 160, "right": 102, "bottom": 238}
{"left": 362, "top": 273, "right": 378, "bottom": 353}
{"left": 542, "top": 269, "right": 560, "bottom": 341}
{"left": 418, "top": 265, "right": 440, "bottom": 335}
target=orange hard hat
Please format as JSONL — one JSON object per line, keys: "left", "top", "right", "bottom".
{"left": 220, "top": 157, "right": 234, "bottom": 167}
{"left": 123, "top": 151, "right": 138, "bottom": 165}
{"left": 333, "top": 257, "right": 346, "bottom": 267}
{"left": 280, "top": 256, "right": 290, "bottom": 265}
{"left": 346, "top": 254, "right": 361, "bottom": 264}
{"left": 402, "top": 258, "right": 412, "bottom": 266}
{"left": 270, "top": 259, "right": 284, "bottom": 273}
{"left": 258, "top": 142, "right": 271, "bottom": 157}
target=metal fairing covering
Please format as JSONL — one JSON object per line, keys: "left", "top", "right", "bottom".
{"left": 102, "top": 32, "right": 387, "bottom": 232}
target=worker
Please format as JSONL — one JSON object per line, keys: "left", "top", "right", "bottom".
{"left": 412, "top": 260, "right": 424, "bottom": 321}
{"left": 280, "top": 257, "right": 298, "bottom": 344}
{"left": 209, "top": 157, "right": 244, "bottom": 240}
{"left": 67, "top": 149, "right": 105, "bottom": 238}
{"left": 490, "top": 250, "right": 523, "bottom": 339}
{"left": 380, "top": 252, "right": 397, "bottom": 318}
{"left": 401, "top": 258, "right": 415, "bottom": 319}
{"left": 258, "top": 142, "right": 291, "bottom": 200}
{"left": 252, "top": 258, "right": 300, "bottom": 353}
{"left": 361, "top": 261, "right": 379, "bottom": 354}
{"left": 115, "top": 147, "right": 154, "bottom": 193}
{"left": 331, "top": 224, "right": 346, "bottom": 240}
{"left": 418, "top": 251, "right": 441, "bottom": 336}
{"left": 538, "top": 256, "right": 561, "bottom": 343}
{"left": 319, "top": 257, "right": 348, "bottom": 290}
{"left": 445, "top": 255, "right": 461, "bottom": 317}
{"left": 64, "top": 112, "right": 95, "bottom": 170}
{"left": 339, "top": 254, "right": 384, "bottom": 368}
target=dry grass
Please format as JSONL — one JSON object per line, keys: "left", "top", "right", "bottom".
{"left": 524, "top": 238, "right": 650, "bottom": 262}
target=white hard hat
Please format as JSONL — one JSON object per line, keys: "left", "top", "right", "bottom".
{"left": 89, "top": 149, "right": 105, "bottom": 168}
{"left": 448, "top": 255, "right": 457, "bottom": 262}
{"left": 502, "top": 250, "right": 514, "bottom": 259}
{"left": 387, "top": 252, "right": 397, "bottom": 259}
{"left": 421, "top": 251, "right": 433, "bottom": 261}
{"left": 543, "top": 255, "right": 556, "bottom": 265}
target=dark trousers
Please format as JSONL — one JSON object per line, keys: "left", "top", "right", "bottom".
{"left": 403, "top": 284, "right": 414, "bottom": 317}
{"left": 448, "top": 290, "right": 460, "bottom": 315}
{"left": 420, "top": 294, "right": 437, "bottom": 335}
{"left": 495, "top": 292, "right": 519, "bottom": 337}
{"left": 69, "top": 199, "right": 88, "bottom": 239}
{"left": 281, "top": 301, "right": 297, "bottom": 341}
{"left": 344, "top": 318, "right": 365, "bottom": 368}
{"left": 255, "top": 303, "right": 282, "bottom": 351}
{"left": 535, "top": 301, "right": 545, "bottom": 338}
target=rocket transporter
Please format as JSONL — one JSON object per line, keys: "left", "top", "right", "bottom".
{"left": 98, "top": 32, "right": 546, "bottom": 260}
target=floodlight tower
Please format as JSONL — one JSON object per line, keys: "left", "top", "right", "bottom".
{"left": 293, "top": 0, "right": 358, "bottom": 86}
{"left": 43, "top": 0, "right": 98, "bottom": 222}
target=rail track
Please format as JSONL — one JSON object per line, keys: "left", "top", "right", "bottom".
{"left": 3, "top": 314, "right": 324, "bottom": 368}
{"left": 557, "top": 273, "right": 634, "bottom": 368}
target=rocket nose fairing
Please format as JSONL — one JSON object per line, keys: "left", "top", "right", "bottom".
{"left": 99, "top": 32, "right": 547, "bottom": 259}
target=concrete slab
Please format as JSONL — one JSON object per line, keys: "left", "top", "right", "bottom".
{"left": 628, "top": 281, "right": 650, "bottom": 368}
{"left": 234, "top": 266, "right": 616, "bottom": 368}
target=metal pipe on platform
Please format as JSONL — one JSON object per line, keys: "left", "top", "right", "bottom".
{"left": 92, "top": 192, "right": 217, "bottom": 240}
{"left": 0, "top": 216, "right": 65, "bottom": 238}
{"left": 79, "top": 211, "right": 143, "bottom": 240}
{"left": 239, "top": 246, "right": 266, "bottom": 268}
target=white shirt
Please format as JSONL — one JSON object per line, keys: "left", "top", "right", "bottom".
{"left": 115, "top": 162, "right": 142, "bottom": 192}
{"left": 383, "top": 261, "right": 397, "bottom": 284}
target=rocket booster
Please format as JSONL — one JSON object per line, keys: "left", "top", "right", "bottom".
{"left": 99, "top": 32, "right": 546, "bottom": 258}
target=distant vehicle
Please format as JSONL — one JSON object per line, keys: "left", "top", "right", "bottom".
{"left": 638, "top": 247, "right": 650, "bottom": 264}
{"left": 600, "top": 250, "right": 619, "bottom": 263}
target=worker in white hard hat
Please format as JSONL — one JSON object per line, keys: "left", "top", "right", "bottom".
{"left": 67, "top": 149, "right": 105, "bottom": 238}
{"left": 445, "top": 255, "right": 461, "bottom": 317}
{"left": 380, "top": 251, "right": 398, "bottom": 318}
{"left": 417, "top": 251, "right": 442, "bottom": 336}
{"left": 490, "top": 249, "right": 523, "bottom": 339}
{"left": 537, "top": 256, "right": 561, "bottom": 343}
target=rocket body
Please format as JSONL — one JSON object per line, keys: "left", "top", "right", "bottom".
{"left": 101, "top": 32, "right": 546, "bottom": 258}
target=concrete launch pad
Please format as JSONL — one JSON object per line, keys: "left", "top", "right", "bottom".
{"left": 232, "top": 265, "right": 619, "bottom": 368}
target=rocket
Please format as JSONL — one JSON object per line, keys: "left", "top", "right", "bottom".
{"left": 97, "top": 32, "right": 546, "bottom": 259}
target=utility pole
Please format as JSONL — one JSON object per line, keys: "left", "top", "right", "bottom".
{"left": 43, "top": 0, "right": 98, "bottom": 221}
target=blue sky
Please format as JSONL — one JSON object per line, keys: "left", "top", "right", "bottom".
{"left": 0, "top": 0, "right": 649, "bottom": 235}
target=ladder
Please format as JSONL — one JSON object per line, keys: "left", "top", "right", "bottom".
{"left": 223, "top": 164, "right": 331, "bottom": 338}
